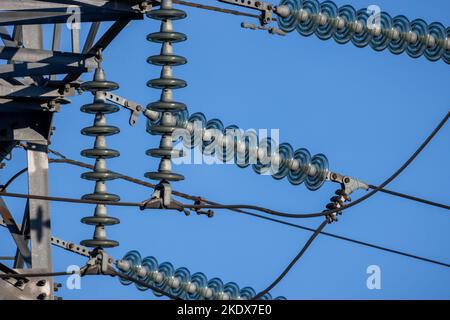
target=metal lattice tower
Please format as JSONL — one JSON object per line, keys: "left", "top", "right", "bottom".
{"left": 0, "top": 0, "right": 448, "bottom": 300}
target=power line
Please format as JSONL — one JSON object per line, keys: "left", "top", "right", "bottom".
{"left": 0, "top": 168, "right": 27, "bottom": 192}
{"left": 175, "top": 111, "right": 450, "bottom": 218}
{"left": 221, "top": 208, "right": 450, "bottom": 268}
{"left": 369, "top": 185, "right": 450, "bottom": 211}
{"left": 0, "top": 257, "right": 15, "bottom": 261}
{"left": 6, "top": 109, "right": 447, "bottom": 218}
{"left": 254, "top": 220, "right": 328, "bottom": 299}
{"left": 251, "top": 111, "right": 450, "bottom": 298}
{"left": 0, "top": 271, "right": 76, "bottom": 278}
{"left": 2, "top": 109, "right": 448, "bottom": 303}
{"left": 36, "top": 157, "right": 450, "bottom": 212}
{"left": 42, "top": 158, "right": 450, "bottom": 269}
{"left": 0, "top": 190, "right": 142, "bottom": 207}
{"left": 1, "top": 152, "right": 447, "bottom": 269}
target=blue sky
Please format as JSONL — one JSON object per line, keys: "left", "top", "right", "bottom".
{"left": 1, "top": 0, "right": 449, "bottom": 299}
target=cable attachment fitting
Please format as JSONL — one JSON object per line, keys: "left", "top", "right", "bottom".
{"left": 98, "top": 91, "right": 144, "bottom": 127}
{"left": 325, "top": 172, "right": 369, "bottom": 223}
{"left": 219, "top": 0, "right": 274, "bottom": 25}
{"left": 241, "top": 22, "right": 286, "bottom": 36}
{"left": 324, "top": 189, "right": 350, "bottom": 223}
{"left": 80, "top": 249, "right": 116, "bottom": 276}
{"left": 327, "top": 172, "right": 369, "bottom": 195}
{"left": 193, "top": 198, "right": 214, "bottom": 218}
{"left": 140, "top": 181, "right": 190, "bottom": 216}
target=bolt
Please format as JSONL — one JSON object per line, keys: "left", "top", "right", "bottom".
{"left": 344, "top": 177, "right": 350, "bottom": 183}
{"left": 37, "top": 293, "right": 47, "bottom": 300}
{"left": 15, "top": 280, "right": 24, "bottom": 287}
{"left": 54, "top": 283, "right": 61, "bottom": 292}
{"left": 36, "top": 280, "right": 46, "bottom": 287}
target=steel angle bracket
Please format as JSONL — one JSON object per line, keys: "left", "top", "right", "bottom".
{"left": 219, "top": 0, "right": 275, "bottom": 24}
{"left": 327, "top": 172, "right": 369, "bottom": 195}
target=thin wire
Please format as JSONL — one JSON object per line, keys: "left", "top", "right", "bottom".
{"left": 0, "top": 257, "right": 15, "bottom": 261}
{"left": 112, "top": 270, "right": 182, "bottom": 300}
{"left": 3, "top": 110, "right": 446, "bottom": 218}
{"left": 0, "top": 271, "right": 76, "bottom": 278}
{"left": 0, "top": 168, "right": 27, "bottom": 192}
{"left": 6, "top": 157, "right": 448, "bottom": 214}
{"left": 0, "top": 190, "right": 142, "bottom": 207}
{"left": 254, "top": 220, "right": 328, "bottom": 299}
{"left": 220, "top": 207, "right": 450, "bottom": 268}
{"left": 161, "top": 111, "right": 450, "bottom": 218}
{"left": 252, "top": 111, "right": 449, "bottom": 298}
{"left": 369, "top": 185, "right": 450, "bottom": 210}
{"left": 169, "top": 0, "right": 262, "bottom": 19}
{"left": 43, "top": 158, "right": 450, "bottom": 268}
{"left": 1, "top": 155, "right": 447, "bottom": 268}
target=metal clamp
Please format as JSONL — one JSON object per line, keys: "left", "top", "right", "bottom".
{"left": 324, "top": 172, "right": 369, "bottom": 223}
{"left": 100, "top": 91, "right": 144, "bottom": 126}
{"left": 327, "top": 172, "right": 369, "bottom": 195}
{"left": 80, "top": 249, "right": 116, "bottom": 276}
{"left": 220, "top": 0, "right": 274, "bottom": 24}
{"left": 241, "top": 22, "right": 286, "bottom": 36}
{"left": 140, "top": 182, "right": 190, "bottom": 216}
{"left": 220, "top": 0, "right": 286, "bottom": 35}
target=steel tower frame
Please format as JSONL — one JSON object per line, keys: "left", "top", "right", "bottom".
{"left": 0, "top": 0, "right": 150, "bottom": 300}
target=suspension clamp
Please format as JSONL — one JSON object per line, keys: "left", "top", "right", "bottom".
{"left": 325, "top": 172, "right": 369, "bottom": 223}
{"left": 220, "top": 0, "right": 274, "bottom": 24}
{"left": 80, "top": 249, "right": 116, "bottom": 276}
{"left": 219, "top": 0, "right": 285, "bottom": 35}
{"left": 327, "top": 172, "right": 369, "bottom": 195}
{"left": 140, "top": 182, "right": 190, "bottom": 216}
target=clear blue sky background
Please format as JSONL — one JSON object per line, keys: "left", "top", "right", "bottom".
{"left": 1, "top": 0, "right": 449, "bottom": 300}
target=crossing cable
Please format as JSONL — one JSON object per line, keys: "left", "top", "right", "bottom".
{"left": 252, "top": 111, "right": 450, "bottom": 297}
{"left": 183, "top": 111, "right": 449, "bottom": 219}
{"left": 0, "top": 146, "right": 448, "bottom": 269}
{"left": 238, "top": 210, "right": 450, "bottom": 268}
{"left": 368, "top": 185, "right": 450, "bottom": 210}
{"left": 3, "top": 157, "right": 448, "bottom": 212}
{"left": 44, "top": 157, "right": 450, "bottom": 212}
{"left": 7, "top": 157, "right": 446, "bottom": 268}
{"left": 3, "top": 156, "right": 447, "bottom": 268}
{"left": 2, "top": 111, "right": 446, "bottom": 218}
{"left": 254, "top": 219, "right": 328, "bottom": 299}
{"left": 0, "top": 114, "right": 447, "bottom": 267}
